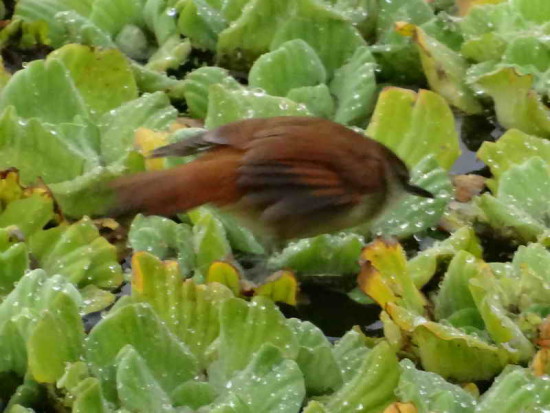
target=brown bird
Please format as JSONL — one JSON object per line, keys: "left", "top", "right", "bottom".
{"left": 109, "top": 116, "right": 433, "bottom": 241}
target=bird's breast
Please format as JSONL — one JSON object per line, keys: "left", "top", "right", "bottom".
{"left": 223, "top": 190, "right": 391, "bottom": 241}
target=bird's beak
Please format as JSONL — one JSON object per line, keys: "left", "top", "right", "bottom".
{"left": 403, "top": 182, "right": 434, "bottom": 198}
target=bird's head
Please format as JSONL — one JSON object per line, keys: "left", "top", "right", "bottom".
{"left": 381, "top": 147, "right": 434, "bottom": 199}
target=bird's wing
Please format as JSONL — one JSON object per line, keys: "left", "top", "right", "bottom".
{"left": 150, "top": 117, "right": 339, "bottom": 158}
{"left": 147, "top": 116, "right": 389, "bottom": 221}
{"left": 237, "top": 128, "right": 387, "bottom": 222}
{"left": 239, "top": 161, "right": 366, "bottom": 222}
{"left": 149, "top": 131, "right": 211, "bottom": 158}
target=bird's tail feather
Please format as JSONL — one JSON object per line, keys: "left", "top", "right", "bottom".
{"left": 108, "top": 156, "right": 241, "bottom": 217}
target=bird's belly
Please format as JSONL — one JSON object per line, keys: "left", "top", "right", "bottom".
{"left": 222, "top": 192, "right": 389, "bottom": 241}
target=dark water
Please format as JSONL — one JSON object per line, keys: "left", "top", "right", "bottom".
{"left": 280, "top": 285, "right": 382, "bottom": 337}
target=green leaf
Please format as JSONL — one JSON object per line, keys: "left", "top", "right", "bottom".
{"left": 0, "top": 59, "right": 90, "bottom": 124}
{"left": 6, "top": 405, "right": 34, "bottom": 413}
{"left": 477, "top": 129, "right": 550, "bottom": 191}
{"left": 14, "top": 0, "right": 94, "bottom": 46}
{"left": 0, "top": 194, "right": 53, "bottom": 237}
{"left": 220, "top": 0, "right": 249, "bottom": 21}
{"left": 476, "top": 366, "right": 550, "bottom": 412}
{"left": 143, "top": 0, "right": 180, "bottom": 45}
{"left": 270, "top": 0, "right": 366, "bottom": 77}
{"left": 115, "top": 345, "right": 175, "bottom": 412}
{"left": 29, "top": 217, "right": 123, "bottom": 289}
{"left": 129, "top": 214, "right": 195, "bottom": 276}
{"left": 0, "top": 270, "right": 81, "bottom": 376}
{"left": 0, "top": 242, "right": 29, "bottom": 296}
{"left": 27, "top": 293, "right": 85, "bottom": 383}
{"left": 99, "top": 91, "right": 177, "bottom": 165}
{"left": 372, "top": 155, "right": 453, "bottom": 238}
{"left": 459, "top": 2, "right": 526, "bottom": 39}
{"left": 55, "top": 10, "right": 115, "bottom": 48}
{"left": 182, "top": 66, "right": 241, "bottom": 119}
{"left": 131, "top": 252, "right": 233, "bottom": 367}
{"left": 207, "top": 208, "right": 265, "bottom": 255}
{"left": 286, "top": 84, "right": 335, "bottom": 119}
{"left": 178, "top": 0, "right": 227, "bottom": 50}
{"left": 56, "top": 365, "right": 109, "bottom": 412}
{"left": 471, "top": 67, "right": 550, "bottom": 138}
{"left": 511, "top": 0, "right": 550, "bottom": 24}
{"left": 501, "top": 36, "right": 550, "bottom": 80}
{"left": 287, "top": 319, "right": 343, "bottom": 395}
{"left": 146, "top": 35, "right": 192, "bottom": 72}
{"left": 0, "top": 108, "right": 88, "bottom": 185}
{"left": 397, "top": 358, "right": 476, "bottom": 413}
{"left": 321, "top": 342, "right": 400, "bottom": 412}
{"left": 386, "top": 304, "right": 510, "bottom": 381}
{"left": 407, "top": 226, "right": 482, "bottom": 289}
{"left": 370, "top": 0, "right": 433, "bottom": 84}
{"left": 189, "top": 207, "right": 233, "bottom": 276}
{"left": 433, "top": 251, "right": 484, "bottom": 327}
{"left": 0, "top": 321, "right": 27, "bottom": 376}
{"left": 402, "top": 25, "right": 483, "bottom": 114}
{"left": 86, "top": 303, "right": 198, "bottom": 402}
{"left": 413, "top": 321, "right": 510, "bottom": 381}
{"left": 57, "top": 361, "right": 90, "bottom": 392}
{"left": 461, "top": 32, "right": 508, "bottom": 63}
{"left": 204, "top": 83, "right": 310, "bottom": 129}
{"left": 268, "top": 233, "right": 364, "bottom": 275}
{"left": 209, "top": 344, "right": 305, "bottom": 413}
{"left": 131, "top": 61, "right": 186, "bottom": 98}
{"left": 513, "top": 243, "right": 550, "bottom": 310}
{"left": 210, "top": 296, "right": 299, "bottom": 384}
{"left": 54, "top": 121, "right": 102, "bottom": 167}
{"left": 376, "top": 0, "right": 433, "bottom": 39}
{"left": 71, "top": 378, "right": 110, "bottom": 413}
{"left": 80, "top": 285, "right": 116, "bottom": 314}
{"left": 366, "top": 87, "right": 460, "bottom": 170}
{"left": 48, "top": 161, "right": 132, "bottom": 218}
{"left": 327, "top": 0, "right": 377, "bottom": 37}
{"left": 171, "top": 380, "right": 216, "bottom": 409}
{"left": 332, "top": 329, "right": 371, "bottom": 383}
{"left": 477, "top": 157, "right": 550, "bottom": 243}
{"left": 115, "top": 24, "right": 150, "bottom": 60}
{"left": 216, "top": 0, "right": 294, "bottom": 68}
{"left": 469, "top": 275, "right": 535, "bottom": 363}
{"left": 49, "top": 45, "right": 139, "bottom": 118}
{"left": 249, "top": 39, "right": 326, "bottom": 96}
{"left": 90, "top": 0, "right": 146, "bottom": 37}
{"left": 329, "top": 46, "right": 377, "bottom": 127}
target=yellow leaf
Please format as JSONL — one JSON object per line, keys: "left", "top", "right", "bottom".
{"left": 383, "top": 402, "right": 418, "bottom": 413}
{"left": 394, "top": 21, "right": 416, "bottom": 37}
{"left": 207, "top": 261, "right": 241, "bottom": 296}
{"left": 357, "top": 262, "right": 398, "bottom": 308}
{"left": 462, "top": 382, "right": 480, "bottom": 398}
{"left": 255, "top": 270, "right": 298, "bottom": 306}
{"left": 359, "top": 238, "right": 427, "bottom": 314}
{"left": 134, "top": 128, "right": 169, "bottom": 171}
{"left": 532, "top": 349, "right": 550, "bottom": 376}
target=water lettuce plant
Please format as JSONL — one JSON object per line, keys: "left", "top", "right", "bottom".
{"left": 0, "top": 0, "right": 549, "bottom": 411}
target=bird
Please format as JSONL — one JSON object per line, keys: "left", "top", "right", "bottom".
{"left": 109, "top": 116, "right": 434, "bottom": 242}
